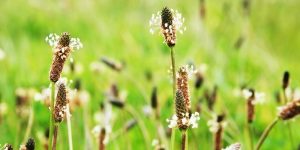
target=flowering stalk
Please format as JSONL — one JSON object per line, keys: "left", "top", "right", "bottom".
{"left": 281, "top": 71, "right": 294, "bottom": 149}
{"left": 214, "top": 115, "right": 225, "bottom": 150}
{"left": 181, "top": 130, "right": 187, "bottom": 150}
{"left": 66, "top": 104, "right": 73, "bottom": 150}
{"left": 46, "top": 32, "right": 82, "bottom": 150}
{"left": 48, "top": 82, "right": 55, "bottom": 150}
{"left": 255, "top": 118, "right": 279, "bottom": 150}
{"left": 99, "top": 128, "right": 106, "bottom": 150}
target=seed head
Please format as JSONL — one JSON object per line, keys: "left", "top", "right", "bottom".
{"left": 282, "top": 71, "right": 290, "bottom": 90}
{"left": 177, "top": 66, "right": 190, "bottom": 109}
{"left": 25, "top": 138, "right": 35, "bottom": 150}
{"left": 151, "top": 86, "right": 158, "bottom": 109}
{"left": 54, "top": 81, "right": 68, "bottom": 123}
{"left": 175, "top": 90, "right": 188, "bottom": 130}
{"left": 4, "top": 144, "right": 13, "bottom": 150}
{"left": 247, "top": 89, "right": 255, "bottom": 123}
{"left": 278, "top": 99, "right": 300, "bottom": 120}
{"left": 47, "top": 32, "right": 82, "bottom": 83}
{"left": 161, "top": 7, "right": 176, "bottom": 47}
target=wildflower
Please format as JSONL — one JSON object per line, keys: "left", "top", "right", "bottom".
{"left": 205, "top": 85, "right": 218, "bottom": 110}
{"left": 149, "top": 7, "right": 186, "bottom": 47}
{"left": 177, "top": 66, "right": 194, "bottom": 109}
{"left": 166, "top": 110, "right": 200, "bottom": 129}
{"left": 0, "top": 48, "right": 6, "bottom": 61}
{"left": 3, "top": 144, "right": 13, "bottom": 150}
{"left": 34, "top": 88, "right": 51, "bottom": 106}
{"left": 47, "top": 32, "right": 83, "bottom": 83}
{"left": 207, "top": 114, "right": 227, "bottom": 133}
{"left": 222, "top": 143, "right": 241, "bottom": 150}
{"left": 242, "top": 89, "right": 265, "bottom": 105}
{"left": 278, "top": 99, "right": 300, "bottom": 120}
{"left": 26, "top": 138, "right": 35, "bottom": 150}
{"left": 100, "top": 57, "right": 123, "bottom": 72}
{"left": 53, "top": 79, "right": 68, "bottom": 123}
{"left": 194, "top": 64, "right": 207, "bottom": 89}
{"left": 124, "top": 119, "right": 137, "bottom": 131}
{"left": 282, "top": 71, "right": 290, "bottom": 90}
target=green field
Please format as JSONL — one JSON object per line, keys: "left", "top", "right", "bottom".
{"left": 1, "top": 0, "right": 300, "bottom": 149}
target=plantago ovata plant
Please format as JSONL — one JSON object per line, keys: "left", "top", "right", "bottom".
{"left": 46, "top": 32, "right": 82, "bottom": 150}
{"left": 150, "top": 8, "right": 186, "bottom": 149}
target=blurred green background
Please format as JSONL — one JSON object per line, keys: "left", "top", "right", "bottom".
{"left": 0, "top": 0, "right": 300, "bottom": 149}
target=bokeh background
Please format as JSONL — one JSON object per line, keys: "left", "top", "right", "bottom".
{"left": 1, "top": 0, "right": 300, "bottom": 149}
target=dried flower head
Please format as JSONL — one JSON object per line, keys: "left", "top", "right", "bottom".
{"left": 3, "top": 144, "right": 13, "bottom": 150}
{"left": 167, "top": 91, "right": 200, "bottom": 130}
{"left": 151, "top": 86, "right": 158, "bottom": 109}
{"left": 205, "top": 86, "right": 218, "bottom": 110}
{"left": 278, "top": 99, "right": 300, "bottom": 120}
{"left": 207, "top": 114, "right": 227, "bottom": 133}
{"left": 149, "top": 7, "right": 186, "bottom": 47}
{"left": 125, "top": 119, "right": 137, "bottom": 131}
{"left": 25, "top": 138, "right": 35, "bottom": 150}
{"left": 282, "top": 71, "right": 290, "bottom": 90}
{"left": 175, "top": 90, "right": 188, "bottom": 130}
{"left": 47, "top": 32, "right": 83, "bottom": 82}
{"left": 177, "top": 66, "right": 192, "bottom": 109}
{"left": 100, "top": 57, "right": 123, "bottom": 72}
{"left": 242, "top": 89, "right": 265, "bottom": 105}
{"left": 53, "top": 79, "right": 68, "bottom": 123}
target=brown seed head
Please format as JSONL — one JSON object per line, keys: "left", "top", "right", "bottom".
{"left": 175, "top": 90, "right": 188, "bottom": 130}
{"left": 282, "top": 71, "right": 290, "bottom": 90}
{"left": 247, "top": 89, "right": 255, "bottom": 123}
{"left": 49, "top": 33, "right": 72, "bottom": 83}
{"left": 279, "top": 99, "right": 300, "bottom": 120}
{"left": 161, "top": 7, "right": 176, "bottom": 47}
{"left": 54, "top": 82, "right": 68, "bottom": 123}
{"left": 177, "top": 67, "right": 190, "bottom": 109}
{"left": 151, "top": 86, "right": 158, "bottom": 109}
{"left": 25, "top": 138, "right": 35, "bottom": 150}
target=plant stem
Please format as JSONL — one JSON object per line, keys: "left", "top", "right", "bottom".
{"left": 247, "top": 123, "right": 254, "bottom": 150}
{"left": 99, "top": 128, "right": 106, "bottom": 150}
{"left": 22, "top": 106, "right": 34, "bottom": 144}
{"left": 53, "top": 124, "right": 59, "bottom": 150}
{"left": 125, "top": 106, "right": 150, "bottom": 150}
{"left": 282, "top": 89, "right": 294, "bottom": 149}
{"left": 170, "top": 47, "right": 176, "bottom": 102}
{"left": 49, "top": 82, "right": 55, "bottom": 150}
{"left": 171, "top": 129, "right": 176, "bottom": 150}
{"left": 181, "top": 131, "right": 187, "bottom": 150}
{"left": 170, "top": 47, "right": 176, "bottom": 150}
{"left": 255, "top": 118, "right": 279, "bottom": 150}
{"left": 66, "top": 104, "right": 73, "bottom": 150}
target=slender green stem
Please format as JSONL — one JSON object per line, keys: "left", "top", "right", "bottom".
{"left": 22, "top": 107, "right": 34, "bottom": 144}
{"left": 125, "top": 106, "right": 150, "bottom": 150}
{"left": 170, "top": 47, "right": 176, "bottom": 101}
{"left": 181, "top": 130, "right": 187, "bottom": 150}
{"left": 171, "top": 129, "right": 176, "bottom": 150}
{"left": 53, "top": 124, "right": 59, "bottom": 150}
{"left": 255, "top": 118, "right": 279, "bottom": 150}
{"left": 66, "top": 104, "right": 73, "bottom": 150}
{"left": 170, "top": 47, "right": 176, "bottom": 150}
{"left": 247, "top": 123, "right": 253, "bottom": 150}
{"left": 49, "top": 82, "right": 55, "bottom": 150}
{"left": 287, "top": 123, "right": 294, "bottom": 149}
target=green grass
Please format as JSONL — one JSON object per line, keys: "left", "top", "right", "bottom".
{"left": 1, "top": 0, "right": 300, "bottom": 149}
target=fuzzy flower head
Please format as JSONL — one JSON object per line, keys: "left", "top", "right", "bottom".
{"left": 242, "top": 89, "right": 265, "bottom": 105}
{"left": 149, "top": 7, "right": 186, "bottom": 47}
{"left": 222, "top": 143, "right": 241, "bottom": 150}
{"left": 45, "top": 33, "right": 83, "bottom": 50}
{"left": 207, "top": 114, "right": 227, "bottom": 133}
{"left": 166, "top": 112, "right": 200, "bottom": 129}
